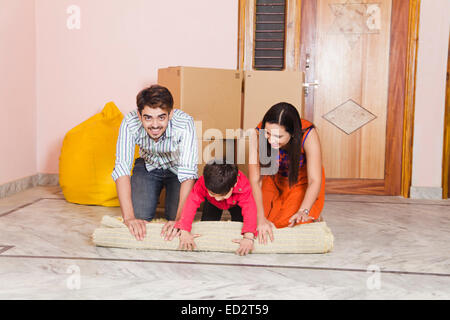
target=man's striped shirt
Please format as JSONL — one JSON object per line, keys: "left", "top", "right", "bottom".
{"left": 111, "top": 109, "right": 198, "bottom": 183}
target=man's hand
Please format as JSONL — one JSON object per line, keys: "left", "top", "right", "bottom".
{"left": 124, "top": 218, "right": 148, "bottom": 241}
{"left": 161, "top": 220, "right": 181, "bottom": 241}
{"left": 178, "top": 230, "right": 201, "bottom": 251}
{"left": 232, "top": 235, "right": 254, "bottom": 256}
{"left": 257, "top": 217, "right": 275, "bottom": 245}
{"left": 288, "top": 211, "right": 314, "bottom": 227}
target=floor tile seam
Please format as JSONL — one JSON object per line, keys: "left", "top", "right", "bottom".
{"left": 0, "top": 246, "right": 14, "bottom": 254}
{"left": 0, "top": 198, "right": 45, "bottom": 218}
{"left": 0, "top": 195, "right": 67, "bottom": 218}
{"left": 0, "top": 254, "right": 449, "bottom": 278}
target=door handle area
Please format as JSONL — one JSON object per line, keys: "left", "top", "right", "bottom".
{"left": 302, "top": 80, "right": 320, "bottom": 88}
{"left": 302, "top": 80, "right": 320, "bottom": 97}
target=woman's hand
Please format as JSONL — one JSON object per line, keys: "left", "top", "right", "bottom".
{"left": 288, "top": 210, "right": 314, "bottom": 227}
{"left": 232, "top": 234, "right": 255, "bottom": 256}
{"left": 178, "top": 230, "right": 201, "bottom": 251}
{"left": 257, "top": 217, "right": 275, "bottom": 245}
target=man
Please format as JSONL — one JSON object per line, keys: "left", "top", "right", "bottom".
{"left": 112, "top": 85, "right": 198, "bottom": 241}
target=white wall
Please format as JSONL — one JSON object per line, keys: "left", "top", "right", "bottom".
{"left": 410, "top": 0, "right": 450, "bottom": 199}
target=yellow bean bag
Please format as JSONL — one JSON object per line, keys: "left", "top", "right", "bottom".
{"left": 92, "top": 215, "right": 334, "bottom": 253}
{"left": 59, "top": 102, "right": 137, "bottom": 207}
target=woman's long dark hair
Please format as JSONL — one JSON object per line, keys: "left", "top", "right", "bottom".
{"left": 261, "top": 102, "right": 303, "bottom": 187}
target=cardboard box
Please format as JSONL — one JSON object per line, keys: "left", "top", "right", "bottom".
{"left": 157, "top": 139, "right": 235, "bottom": 208}
{"left": 155, "top": 68, "right": 304, "bottom": 207}
{"left": 158, "top": 66, "right": 243, "bottom": 137}
{"left": 242, "top": 70, "right": 303, "bottom": 131}
{"left": 197, "top": 138, "right": 237, "bottom": 175}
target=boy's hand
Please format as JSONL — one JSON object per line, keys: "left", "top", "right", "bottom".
{"left": 161, "top": 221, "right": 180, "bottom": 241}
{"left": 178, "top": 230, "right": 201, "bottom": 251}
{"left": 124, "top": 218, "right": 148, "bottom": 241}
{"left": 232, "top": 234, "right": 254, "bottom": 256}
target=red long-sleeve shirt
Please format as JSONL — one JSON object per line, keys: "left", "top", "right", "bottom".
{"left": 174, "top": 171, "right": 258, "bottom": 237}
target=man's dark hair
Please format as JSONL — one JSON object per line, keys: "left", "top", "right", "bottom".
{"left": 203, "top": 159, "right": 239, "bottom": 195}
{"left": 136, "top": 85, "right": 174, "bottom": 114}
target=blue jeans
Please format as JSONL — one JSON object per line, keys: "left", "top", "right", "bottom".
{"left": 131, "top": 158, "right": 180, "bottom": 221}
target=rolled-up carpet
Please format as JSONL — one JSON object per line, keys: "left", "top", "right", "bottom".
{"left": 92, "top": 215, "right": 334, "bottom": 254}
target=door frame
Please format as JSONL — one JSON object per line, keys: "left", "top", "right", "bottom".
{"left": 237, "top": 0, "right": 421, "bottom": 196}
{"left": 238, "top": 0, "right": 302, "bottom": 71}
{"left": 442, "top": 32, "right": 450, "bottom": 199}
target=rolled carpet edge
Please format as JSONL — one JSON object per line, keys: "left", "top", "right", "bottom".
{"left": 93, "top": 215, "right": 334, "bottom": 254}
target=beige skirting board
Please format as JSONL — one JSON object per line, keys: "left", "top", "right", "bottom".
{"left": 92, "top": 215, "right": 334, "bottom": 254}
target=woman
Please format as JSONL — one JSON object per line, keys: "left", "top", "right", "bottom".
{"left": 248, "top": 102, "right": 325, "bottom": 244}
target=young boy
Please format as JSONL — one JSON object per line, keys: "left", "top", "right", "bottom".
{"left": 173, "top": 160, "right": 257, "bottom": 255}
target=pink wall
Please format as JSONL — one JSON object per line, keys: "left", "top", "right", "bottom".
{"left": 3, "top": 0, "right": 448, "bottom": 198}
{"left": 36, "top": 0, "right": 238, "bottom": 174}
{"left": 411, "top": 0, "right": 450, "bottom": 190}
{"left": 0, "top": 0, "right": 37, "bottom": 185}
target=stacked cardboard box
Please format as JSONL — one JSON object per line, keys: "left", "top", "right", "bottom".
{"left": 156, "top": 66, "right": 303, "bottom": 207}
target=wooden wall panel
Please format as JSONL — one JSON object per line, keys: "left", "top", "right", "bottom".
{"left": 326, "top": 179, "right": 385, "bottom": 195}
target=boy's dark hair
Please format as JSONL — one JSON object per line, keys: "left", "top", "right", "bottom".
{"left": 203, "top": 159, "right": 239, "bottom": 195}
{"left": 136, "top": 85, "right": 174, "bottom": 114}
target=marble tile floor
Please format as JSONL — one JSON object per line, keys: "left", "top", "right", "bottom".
{"left": 0, "top": 186, "right": 449, "bottom": 299}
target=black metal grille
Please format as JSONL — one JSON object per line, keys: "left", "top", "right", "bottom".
{"left": 254, "top": 0, "right": 286, "bottom": 70}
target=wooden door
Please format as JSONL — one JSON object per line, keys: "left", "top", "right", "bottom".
{"left": 299, "top": 0, "right": 411, "bottom": 195}
{"left": 238, "top": 0, "right": 417, "bottom": 195}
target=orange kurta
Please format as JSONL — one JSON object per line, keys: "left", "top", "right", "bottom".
{"left": 257, "top": 119, "right": 325, "bottom": 228}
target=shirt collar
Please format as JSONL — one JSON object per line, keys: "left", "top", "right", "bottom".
{"left": 164, "top": 119, "right": 174, "bottom": 138}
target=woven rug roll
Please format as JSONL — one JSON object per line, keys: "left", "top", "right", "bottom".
{"left": 92, "top": 215, "right": 334, "bottom": 254}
